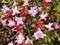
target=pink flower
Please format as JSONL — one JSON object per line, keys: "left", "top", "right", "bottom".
{"left": 25, "top": 36, "right": 33, "bottom": 44}
{"left": 45, "top": 0, "right": 51, "bottom": 2}
{"left": 8, "top": 41, "right": 13, "bottom": 45}
{"left": 1, "top": 19, "right": 7, "bottom": 26}
{"left": 33, "top": 28, "right": 46, "bottom": 39}
{"left": 54, "top": 22, "right": 59, "bottom": 29}
{"left": 15, "top": 17, "right": 23, "bottom": 25}
{"left": 15, "top": 33, "right": 25, "bottom": 44}
{"left": 13, "top": 1, "right": 16, "bottom": 6}
{"left": 12, "top": 6, "right": 19, "bottom": 15}
{"left": 23, "top": 0, "right": 29, "bottom": 6}
{"left": 2, "top": 5, "right": 10, "bottom": 13}
{"left": 45, "top": 23, "right": 53, "bottom": 31}
{"left": 38, "top": 7, "right": 42, "bottom": 11}
{"left": 28, "top": 6, "right": 38, "bottom": 17}
{"left": 8, "top": 20, "right": 15, "bottom": 27}
{"left": 39, "top": 12, "right": 47, "bottom": 20}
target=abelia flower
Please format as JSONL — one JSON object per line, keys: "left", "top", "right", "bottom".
{"left": 45, "top": 23, "right": 53, "bottom": 31}
{"left": 2, "top": 5, "right": 10, "bottom": 13}
{"left": 38, "top": 7, "right": 42, "bottom": 11}
{"left": 13, "top": 1, "right": 16, "bottom": 6}
{"left": 15, "top": 17, "right": 23, "bottom": 25}
{"left": 28, "top": 6, "right": 38, "bottom": 17}
{"left": 54, "top": 22, "right": 59, "bottom": 29}
{"left": 33, "top": 28, "right": 46, "bottom": 39}
{"left": 15, "top": 33, "right": 25, "bottom": 44}
{"left": 1, "top": 19, "right": 7, "bottom": 26}
{"left": 45, "top": 0, "right": 51, "bottom": 2}
{"left": 12, "top": 6, "right": 19, "bottom": 15}
{"left": 8, "top": 41, "right": 13, "bottom": 45}
{"left": 23, "top": 0, "right": 29, "bottom": 6}
{"left": 8, "top": 20, "right": 15, "bottom": 27}
{"left": 39, "top": 12, "right": 47, "bottom": 20}
{"left": 25, "top": 36, "right": 33, "bottom": 44}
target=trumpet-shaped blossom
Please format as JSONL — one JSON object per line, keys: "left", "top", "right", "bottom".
{"left": 15, "top": 17, "right": 23, "bottom": 25}
{"left": 8, "top": 41, "right": 13, "bottom": 45}
{"left": 12, "top": 6, "right": 19, "bottom": 15}
{"left": 45, "top": 23, "right": 53, "bottom": 31}
{"left": 15, "top": 33, "right": 25, "bottom": 44}
{"left": 54, "top": 22, "right": 59, "bottom": 29}
{"left": 25, "top": 36, "right": 33, "bottom": 44}
{"left": 23, "top": 0, "right": 29, "bottom": 6}
{"left": 38, "top": 7, "right": 42, "bottom": 11}
{"left": 8, "top": 20, "right": 15, "bottom": 27}
{"left": 33, "top": 28, "right": 46, "bottom": 39}
{"left": 39, "top": 12, "right": 47, "bottom": 20}
{"left": 45, "top": 0, "right": 51, "bottom": 2}
{"left": 1, "top": 19, "right": 7, "bottom": 26}
{"left": 2, "top": 5, "right": 10, "bottom": 13}
{"left": 28, "top": 6, "right": 38, "bottom": 17}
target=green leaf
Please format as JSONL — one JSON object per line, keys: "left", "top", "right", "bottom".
{"left": 0, "top": 27, "right": 5, "bottom": 31}
{"left": 55, "top": 13, "right": 60, "bottom": 22}
{"left": 0, "top": 13, "right": 3, "bottom": 20}
{"left": 58, "top": 36, "right": 60, "bottom": 42}
{"left": 11, "top": 36, "right": 15, "bottom": 40}
{"left": 53, "top": 5, "right": 60, "bottom": 11}
{"left": 2, "top": 0, "right": 7, "bottom": 3}
{"left": 44, "top": 37, "right": 48, "bottom": 43}
{"left": 24, "top": 24, "right": 27, "bottom": 30}
{"left": 32, "top": 18, "right": 37, "bottom": 22}
{"left": 35, "top": 0, "right": 39, "bottom": 4}
{"left": 47, "top": 37, "right": 52, "bottom": 43}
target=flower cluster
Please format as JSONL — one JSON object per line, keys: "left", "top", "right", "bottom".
{"left": 0, "top": 0, "right": 60, "bottom": 45}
